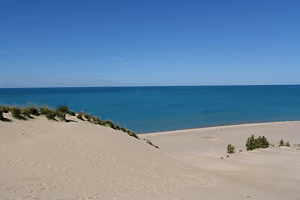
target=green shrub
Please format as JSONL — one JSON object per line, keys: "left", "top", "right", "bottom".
{"left": 246, "top": 134, "right": 256, "bottom": 151}
{"left": 11, "top": 107, "right": 25, "bottom": 120}
{"left": 91, "top": 116, "right": 104, "bottom": 125}
{"left": 77, "top": 112, "right": 84, "bottom": 120}
{"left": 127, "top": 131, "right": 139, "bottom": 139}
{"left": 0, "top": 110, "right": 4, "bottom": 121}
{"left": 0, "top": 106, "right": 9, "bottom": 121}
{"left": 0, "top": 106, "right": 10, "bottom": 113}
{"left": 56, "top": 103, "right": 75, "bottom": 116}
{"left": 40, "top": 107, "right": 53, "bottom": 115}
{"left": 84, "top": 113, "right": 92, "bottom": 122}
{"left": 227, "top": 144, "right": 235, "bottom": 154}
{"left": 120, "top": 127, "right": 127, "bottom": 133}
{"left": 21, "top": 107, "right": 32, "bottom": 118}
{"left": 21, "top": 107, "right": 39, "bottom": 118}
{"left": 246, "top": 134, "right": 269, "bottom": 151}
{"left": 114, "top": 125, "right": 121, "bottom": 130}
{"left": 257, "top": 136, "right": 269, "bottom": 148}
{"left": 40, "top": 107, "right": 57, "bottom": 120}
{"left": 104, "top": 120, "right": 115, "bottom": 129}
{"left": 144, "top": 139, "right": 159, "bottom": 149}
{"left": 56, "top": 111, "right": 66, "bottom": 121}
{"left": 279, "top": 139, "right": 290, "bottom": 147}
{"left": 279, "top": 139, "right": 284, "bottom": 146}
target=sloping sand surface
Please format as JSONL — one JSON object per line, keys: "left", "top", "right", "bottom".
{"left": 1, "top": 113, "right": 300, "bottom": 199}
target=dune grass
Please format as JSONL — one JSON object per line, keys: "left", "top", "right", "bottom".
{"left": 227, "top": 144, "right": 235, "bottom": 154}
{"left": 1, "top": 103, "right": 157, "bottom": 148}
{"left": 279, "top": 139, "right": 290, "bottom": 147}
{"left": 246, "top": 134, "right": 269, "bottom": 151}
{"left": 0, "top": 106, "right": 10, "bottom": 121}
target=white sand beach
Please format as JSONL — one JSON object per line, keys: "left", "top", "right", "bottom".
{"left": 1, "top": 112, "right": 300, "bottom": 199}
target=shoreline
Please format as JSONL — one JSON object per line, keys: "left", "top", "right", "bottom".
{"left": 142, "top": 120, "right": 300, "bottom": 135}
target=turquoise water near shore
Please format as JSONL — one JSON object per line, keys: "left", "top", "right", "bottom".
{"left": 1, "top": 85, "right": 300, "bottom": 133}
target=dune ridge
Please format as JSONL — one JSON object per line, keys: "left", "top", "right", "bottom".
{"left": 1, "top": 112, "right": 300, "bottom": 199}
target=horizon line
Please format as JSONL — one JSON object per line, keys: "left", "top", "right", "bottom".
{"left": 1, "top": 84, "right": 299, "bottom": 89}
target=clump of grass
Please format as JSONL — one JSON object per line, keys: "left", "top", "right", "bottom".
{"left": 144, "top": 139, "right": 159, "bottom": 149}
{"left": 114, "top": 124, "right": 121, "bottom": 130}
{"left": 104, "top": 120, "right": 115, "bottom": 129}
{"left": 40, "top": 107, "right": 56, "bottom": 120}
{"left": 77, "top": 112, "right": 84, "bottom": 120}
{"left": 227, "top": 144, "right": 235, "bottom": 154}
{"left": 56, "top": 103, "right": 75, "bottom": 116}
{"left": 246, "top": 134, "right": 269, "bottom": 151}
{"left": 279, "top": 139, "right": 290, "bottom": 147}
{"left": 127, "top": 130, "right": 139, "bottom": 139}
{"left": 0, "top": 106, "right": 10, "bottom": 121}
{"left": 92, "top": 116, "right": 105, "bottom": 126}
{"left": 11, "top": 107, "right": 25, "bottom": 120}
{"left": 56, "top": 111, "right": 66, "bottom": 122}
{"left": 21, "top": 107, "right": 39, "bottom": 118}
{"left": 84, "top": 113, "right": 92, "bottom": 122}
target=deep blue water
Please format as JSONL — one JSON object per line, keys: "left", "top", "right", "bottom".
{"left": 0, "top": 86, "right": 300, "bottom": 133}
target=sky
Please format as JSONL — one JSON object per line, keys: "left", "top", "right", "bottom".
{"left": 1, "top": 0, "right": 299, "bottom": 87}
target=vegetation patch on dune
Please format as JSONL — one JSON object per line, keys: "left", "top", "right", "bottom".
{"left": 0, "top": 104, "right": 156, "bottom": 148}
{"left": 227, "top": 134, "right": 292, "bottom": 155}
{"left": 246, "top": 134, "right": 270, "bottom": 151}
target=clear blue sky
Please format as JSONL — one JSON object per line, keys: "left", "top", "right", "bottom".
{"left": 1, "top": 0, "right": 299, "bottom": 87}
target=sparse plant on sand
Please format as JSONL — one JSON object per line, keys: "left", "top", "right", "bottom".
{"left": 0, "top": 106, "right": 7, "bottom": 121}
{"left": 227, "top": 144, "right": 235, "bottom": 154}
{"left": 40, "top": 107, "right": 56, "bottom": 120}
{"left": 77, "top": 112, "right": 84, "bottom": 120}
{"left": 56, "top": 103, "right": 75, "bottom": 116}
{"left": 84, "top": 113, "right": 92, "bottom": 122}
{"left": 21, "top": 107, "right": 39, "bottom": 118}
{"left": 144, "top": 139, "right": 159, "bottom": 149}
{"left": 279, "top": 139, "right": 290, "bottom": 147}
{"left": 56, "top": 111, "right": 66, "bottom": 122}
{"left": 246, "top": 134, "right": 269, "bottom": 151}
{"left": 11, "top": 107, "right": 25, "bottom": 120}
{"left": 104, "top": 120, "right": 115, "bottom": 129}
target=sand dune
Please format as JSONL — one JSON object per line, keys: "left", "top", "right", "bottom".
{"left": 1, "top": 113, "right": 300, "bottom": 199}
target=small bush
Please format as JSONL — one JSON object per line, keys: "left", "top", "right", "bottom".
{"left": 84, "top": 113, "right": 92, "bottom": 122}
{"left": 0, "top": 106, "right": 10, "bottom": 113}
{"left": 104, "top": 120, "right": 115, "bottom": 129}
{"left": 11, "top": 107, "right": 25, "bottom": 120}
{"left": 227, "top": 144, "right": 235, "bottom": 154}
{"left": 0, "top": 110, "right": 4, "bottom": 121}
{"left": 40, "top": 107, "right": 57, "bottom": 120}
{"left": 279, "top": 139, "right": 290, "bottom": 147}
{"left": 279, "top": 139, "right": 284, "bottom": 147}
{"left": 120, "top": 127, "right": 127, "bottom": 133}
{"left": 144, "top": 139, "right": 159, "bottom": 149}
{"left": 0, "top": 106, "right": 10, "bottom": 121}
{"left": 21, "top": 107, "right": 39, "bottom": 118}
{"left": 77, "top": 112, "right": 84, "bottom": 120}
{"left": 127, "top": 131, "right": 139, "bottom": 139}
{"left": 68, "top": 111, "right": 75, "bottom": 116}
{"left": 56, "top": 111, "right": 66, "bottom": 121}
{"left": 91, "top": 116, "right": 101, "bottom": 124}
{"left": 246, "top": 134, "right": 269, "bottom": 151}
{"left": 56, "top": 103, "right": 75, "bottom": 116}
{"left": 114, "top": 125, "right": 121, "bottom": 130}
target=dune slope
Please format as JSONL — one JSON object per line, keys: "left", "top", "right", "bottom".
{"left": 1, "top": 114, "right": 300, "bottom": 199}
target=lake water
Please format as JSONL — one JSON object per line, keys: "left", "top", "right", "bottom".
{"left": 0, "top": 85, "right": 299, "bottom": 133}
